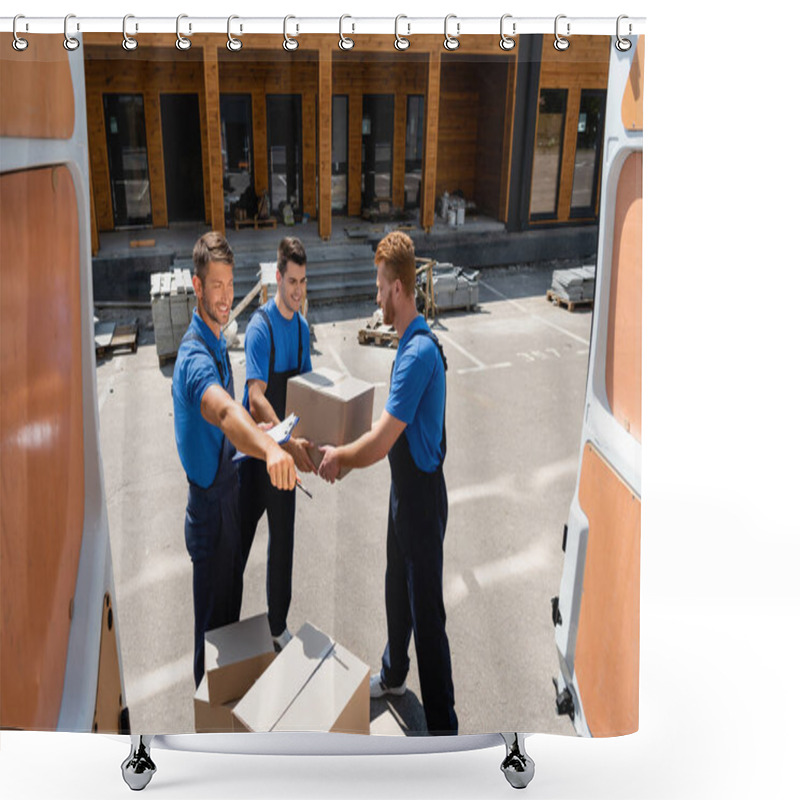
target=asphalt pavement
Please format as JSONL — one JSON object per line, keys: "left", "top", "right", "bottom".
{"left": 96, "top": 265, "right": 591, "bottom": 737}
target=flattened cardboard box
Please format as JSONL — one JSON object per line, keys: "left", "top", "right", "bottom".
{"left": 204, "top": 613, "right": 276, "bottom": 705}
{"left": 286, "top": 368, "right": 374, "bottom": 473}
{"left": 232, "top": 621, "right": 369, "bottom": 735}
{"left": 193, "top": 674, "right": 238, "bottom": 733}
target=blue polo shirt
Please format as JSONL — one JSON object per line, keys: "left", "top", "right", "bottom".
{"left": 386, "top": 315, "right": 446, "bottom": 472}
{"left": 173, "top": 310, "right": 233, "bottom": 489}
{"left": 242, "top": 299, "right": 312, "bottom": 411}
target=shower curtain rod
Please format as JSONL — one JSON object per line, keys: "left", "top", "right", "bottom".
{"left": 0, "top": 15, "right": 646, "bottom": 38}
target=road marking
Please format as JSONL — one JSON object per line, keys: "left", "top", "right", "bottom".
{"left": 126, "top": 652, "right": 194, "bottom": 707}
{"left": 116, "top": 553, "right": 190, "bottom": 603}
{"left": 436, "top": 331, "right": 511, "bottom": 375}
{"left": 472, "top": 538, "right": 554, "bottom": 589}
{"left": 324, "top": 344, "right": 351, "bottom": 376}
{"left": 481, "top": 280, "right": 590, "bottom": 346}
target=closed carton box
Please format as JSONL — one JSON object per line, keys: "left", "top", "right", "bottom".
{"left": 232, "top": 622, "right": 370, "bottom": 735}
{"left": 204, "top": 613, "right": 276, "bottom": 705}
{"left": 193, "top": 674, "right": 238, "bottom": 733}
{"left": 285, "top": 368, "right": 374, "bottom": 472}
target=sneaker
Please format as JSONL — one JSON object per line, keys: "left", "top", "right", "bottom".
{"left": 369, "top": 673, "right": 407, "bottom": 699}
{"left": 272, "top": 628, "right": 293, "bottom": 652}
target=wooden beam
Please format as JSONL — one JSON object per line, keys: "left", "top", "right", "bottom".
{"left": 318, "top": 50, "right": 333, "bottom": 240}
{"left": 143, "top": 81, "right": 168, "bottom": 227}
{"left": 421, "top": 51, "right": 442, "bottom": 233}
{"left": 500, "top": 60, "right": 518, "bottom": 223}
{"left": 202, "top": 43, "right": 225, "bottom": 232}
{"left": 302, "top": 90, "right": 317, "bottom": 218}
{"left": 252, "top": 92, "right": 269, "bottom": 197}
{"left": 392, "top": 93, "right": 407, "bottom": 210}
{"left": 348, "top": 93, "right": 362, "bottom": 217}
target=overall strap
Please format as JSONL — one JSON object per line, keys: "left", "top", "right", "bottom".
{"left": 183, "top": 331, "right": 231, "bottom": 389}
{"left": 406, "top": 328, "right": 447, "bottom": 461}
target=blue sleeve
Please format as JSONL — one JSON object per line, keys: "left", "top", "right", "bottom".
{"left": 385, "top": 340, "right": 435, "bottom": 425}
{"left": 185, "top": 346, "right": 221, "bottom": 411}
{"left": 245, "top": 314, "right": 272, "bottom": 387}
{"left": 301, "top": 318, "right": 312, "bottom": 374}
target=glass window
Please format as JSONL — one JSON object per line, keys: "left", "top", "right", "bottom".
{"left": 361, "top": 95, "right": 394, "bottom": 209}
{"left": 404, "top": 95, "right": 424, "bottom": 210}
{"left": 267, "top": 94, "right": 303, "bottom": 214}
{"left": 103, "top": 94, "right": 152, "bottom": 228}
{"left": 529, "top": 89, "right": 567, "bottom": 218}
{"left": 570, "top": 91, "right": 606, "bottom": 217}
{"left": 332, "top": 95, "right": 348, "bottom": 214}
{"left": 220, "top": 94, "right": 255, "bottom": 222}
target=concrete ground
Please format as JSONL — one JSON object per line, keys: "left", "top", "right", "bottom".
{"left": 96, "top": 264, "right": 590, "bottom": 738}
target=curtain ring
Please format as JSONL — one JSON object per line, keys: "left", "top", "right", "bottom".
{"left": 12, "top": 15, "right": 28, "bottom": 51}
{"left": 444, "top": 14, "right": 460, "bottom": 51}
{"left": 615, "top": 15, "right": 632, "bottom": 52}
{"left": 339, "top": 15, "right": 354, "bottom": 51}
{"left": 176, "top": 14, "right": 191, "bottom": 50}
{"left": 227, "top": 15, "right": 242, "bottom": 51}
{"left": 499, "top": 14, "right": 516, "bottom": 51}
{"left": 554, "top": 14, "right": 570, "bottom": 51}
{"left": 63, "top": 13, "right": 80, "bottom": 51}
{"left": 122, "top": 14, "right": 138, "bottom": 51}
{"left": 394, "top": 15, "right": 410, "bottom": 51}
{"left": 283, "top": 15, "right": 299, "bottom": 51}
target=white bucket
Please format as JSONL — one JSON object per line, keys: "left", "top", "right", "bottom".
{"left": 447, "top": 209, "right": 457, "bottom": 226}
{"left": 456, "top": 206, "right": 465, "bottom": 226}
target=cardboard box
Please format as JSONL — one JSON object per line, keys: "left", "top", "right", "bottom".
{"left": 193, "top": 674, "right": 238, "bottom": 733}
{"left": 204, "top": 613, "right": 276, "bottom": 705}
{"left": 232, "top": 622, "right": 370, "bottom": 735}
{"left": 285, "top": 368, "right": 374, "bottom": 472}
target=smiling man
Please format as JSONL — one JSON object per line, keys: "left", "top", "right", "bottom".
{"left": 238, "top": 236, "right": 315, "bottom": 651}
{"left": 318, "top": 231, "right": 457, "bottom": 735}
{"left": 172, "top": 231, "right": 296, "bottom": 688}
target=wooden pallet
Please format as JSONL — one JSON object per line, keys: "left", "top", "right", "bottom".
{"left": 234, "top": 216, "right": 277, "bottom": 231}
{"left": 546, "top": 289, "right": 594, "bottom": 312}
{"left": 358, "top": 325, "right": 398, "bottom": 348}
{"left": 96, "top": 323, "right": 139, "bottom": 359}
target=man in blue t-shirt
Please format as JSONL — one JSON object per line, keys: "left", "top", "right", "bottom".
{"left": 239, "top": 236, "right": 315, "bottom": 652}
{"left": 319, "top": 231, "right": 458, "bottom": 735}
{"left": 172, "top": 231, "right": 296, "bottom": 688}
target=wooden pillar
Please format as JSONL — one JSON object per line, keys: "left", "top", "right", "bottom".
{"left": 143, "top": 82, "right": 168, "bottom": 228}
{"left": 421, "top": 52, "right": 442, "bottom": 232}
{"left": 252, "top": 92, "right": 269, "bottom": 198}
{"left": 302, "top": 91, "right": 317, "bottom": 218}
{"left": 348, "top": 93, "right": 362, "bottom": 217}
{"left": 557, "top": 88, "right": 582, "bottom": 222}
{"left": 392, "top": 93, "right": 407, "bottom": 210}
{"left": 318, "top": 50, "right": 332, "bottom": 240}
{"left": 202, "top": 43, "right": 225, "bottom": 233}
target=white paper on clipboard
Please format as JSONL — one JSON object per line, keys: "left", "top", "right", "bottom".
{"left": 232, "top": 413, "right": 299, "bottom": 462}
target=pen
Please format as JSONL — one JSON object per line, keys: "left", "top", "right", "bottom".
{"left": 295, "top": 478, "right": 312, "bottom": 499}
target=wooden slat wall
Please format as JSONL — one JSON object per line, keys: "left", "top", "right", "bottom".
{"left": 318, "top": 53, "right": 332, "bottom": 239}
{"left": 347, "top": 93, "right": 362, "bottom": 217}
{"left": 202, "top": 45, "right": 225, "bottom": 232}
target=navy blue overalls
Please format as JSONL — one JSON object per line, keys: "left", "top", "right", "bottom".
{"left": 380, "top": 329, "right": 459, "bottom": 735}
{"left": 181, "top": 331, "right": 243, "bottom": 689}
{"left": 238, "top": 308, "right": 302, "bottom": 637}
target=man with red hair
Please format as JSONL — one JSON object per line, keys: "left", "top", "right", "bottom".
{"left": 319, "top": 231, "right": 457, "bottom": 735}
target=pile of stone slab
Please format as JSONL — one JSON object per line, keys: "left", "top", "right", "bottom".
{"left": 150, "top": 268, "right": 194, "bottom": 365}
{"left": 429, "top": 264, "right": 481, "bottom": 311}
{"left": 549, "top": 265, "right": 596, "bottom": 303}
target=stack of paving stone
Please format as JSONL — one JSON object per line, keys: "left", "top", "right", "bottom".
{"left": 150, "top": 268, "right": 194, "bottom": 364}
{"left": 550, "top": 265, "right": 596, "bottom": 302}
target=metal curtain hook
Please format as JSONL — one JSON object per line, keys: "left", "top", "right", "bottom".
{"left": 554, "top": 14, "right": 570, "bottom": 51}
{"left": 63, "top": 13, "right": 80, "bottom": 51}
{"left": 227, "top": 15, "right": 242, "bottom": 51}
{"left": 615, "top": 15, "right": 632, "bottom": 51}
{"left": 444, "top": 14, "right": 460, "bottom": 51}
{"left": 122, "top": 14, "right": 138, "bottom": 51}
{"left": 176, "top": 14, "right": 191, "bottom": 50}
{"left": 500, "top": 14, "right": 516, "bottom": 50}
{"left": 339, "top": 15, "right": 354, "bottom": 50}
{"left": 283, "top": 15, "right": 298, "bottom": 51}
{"left": 12, "top": 15, "right": 28, "bottom": 51}
{"left": 394, "top": 15, "right": 410, "bottom": 51}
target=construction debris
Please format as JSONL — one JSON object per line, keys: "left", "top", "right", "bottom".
{"left": 548, "top": 266, "right": 596, "bottom": 310}
{"left": 358, "top": 309, "right": 398, "bottom": 348}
